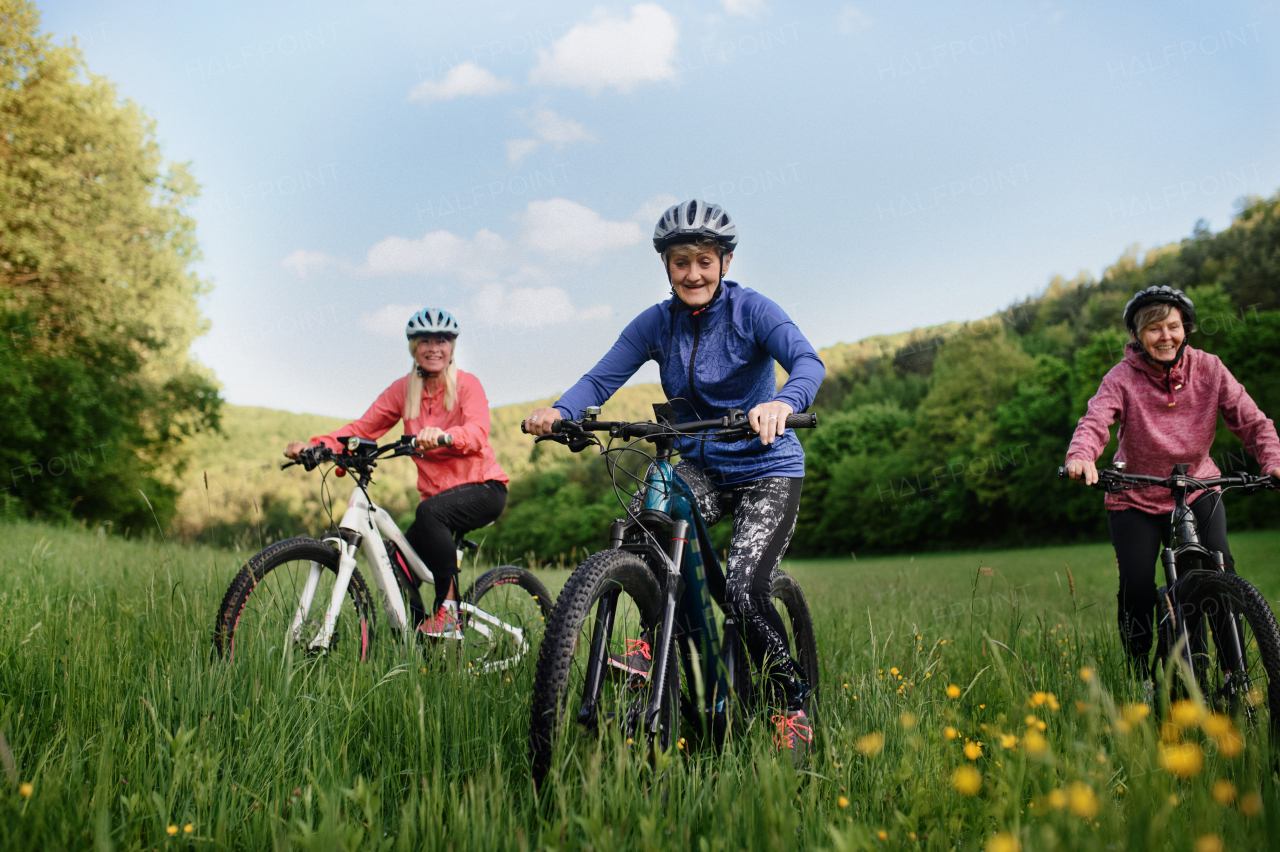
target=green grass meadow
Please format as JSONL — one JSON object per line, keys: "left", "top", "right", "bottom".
{"left": 2, "top": 519, "right": 1279, "bottom": 850}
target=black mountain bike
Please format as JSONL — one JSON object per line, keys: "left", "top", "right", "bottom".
{"left": 525, "top": 406, "right": 820, "bottom": 787}
{"left": 1059, "top": 462, "right": 1280, "bottom": 732}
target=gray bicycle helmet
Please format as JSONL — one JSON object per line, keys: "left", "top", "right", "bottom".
{"left": 1122, "top": 286, "right": 1196, "bottom": 334}
{"left": 652, "top": 200, "right": 738, "bottom": 254}
{"left": 405, "top": 307, "right": 460, "bottom": 339}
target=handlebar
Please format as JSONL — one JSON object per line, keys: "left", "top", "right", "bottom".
{"left": 1057, "top": 465, "right": 1277, "bottom": 494}
{"left": 281, "top": 432, "right": 452, "bottom": 472}
{"left": 520, "top": 408, "right": 818, "bottom": 450}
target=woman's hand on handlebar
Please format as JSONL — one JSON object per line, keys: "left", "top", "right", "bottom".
{"left": 749, "top": 400, "right": 794, "bottom": 446}
{"left": 1065, "top": 458, "right": 1099, "bottom": 486}
{"left": 284, "top": 440, "right": 310, "bottom": 460}
{"left": 524, "top": 407, "right": 563, "bottom": 436}
{"left": 415, "top": 426, "right": 449, "bottom": 451}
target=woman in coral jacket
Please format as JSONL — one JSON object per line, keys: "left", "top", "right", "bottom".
{"left": 1064, "top": 286, "right": 1280, "bottom": 679}
{"left": 285, "top": 308, "right": 508, "bottom": 639}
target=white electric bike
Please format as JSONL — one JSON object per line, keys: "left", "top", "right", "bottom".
{"left": 212, "top": 434, "right": 552, "bottom": 673}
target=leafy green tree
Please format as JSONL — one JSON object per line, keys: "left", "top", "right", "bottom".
{"left": 0, "top": 0, "right": 219, "bottom": 529}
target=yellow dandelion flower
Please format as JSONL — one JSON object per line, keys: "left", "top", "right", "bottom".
{"left": 167, "top": 825, "right": 179, "bottom": 836}
{"left": 18, "top": 782, "right": 33, "bottom": 798}
{"left": 856, "top": 732, "right": 886, "bottom": 756}
{"left": 1068, "top": 783, "right": 1099, "bottom": 819}
{"left": 1212, "top": 779, "right": 1237, "bottom": 805}
{"left": 838, "top": 795, "right": 850, "bottom": 807}
{"left": 1075, "top": 700, "right": 1090, "bottom": 714}
{"left": 1023, "top": 730, "right": 1048, "bottom": 756}
{"left": 941, "top": 639, "right": 947, "bottom": 645}
{"left": 843, "top": 683, "right": 849, "bottom": 689}
{"left": 951, "top": 765, "right": 982, "bottom": 796}
{"left": 1031, "top": 692, "right": 1048, "bottom": 706}
{"left": 1114, "top": 719, "right": 1132, "bottom": 735}
{"left": 900, "top": 712, "right": 917, "bottom": 730}
{"left": 1201, "top": 713, "right": 1232, "bottom": 738}
{"left": 1194, "top": 835, "right": 1224, "bottom": 852}
{"left": 944, "top": 726, "right": 959, "bottom": 740}
{"left": 964, "top": 741, "right": 983, "bottom": 760}
{"left": 877, "top": 830, "right": 888, "bottom": 840}
{"left": 1159, "top": 742, "right": 1204, "bottom": 778}
{"left": 1215, "top": 729, "right": 1245, "bottom": 758}
{"left": 986, "top": 831, "right": 1020, "bottom": 852}
{"left": 1024, "top": 714, "right": 1038, "bottom": 727}
{"left": 946, "top": 684, "right": 961, "bottom": 698}
{"left": 999, "top": 733, "right": 1018, "bottom": 749}
{"left": 1047, "top": 789, "right": 1068, "bottom": 810}
{"left": 1079, "top": 667, "right": 1094, "bottom": 682}
{"left": 1046, "top": 694, "right": 1059, "bottom": 710}
{"left": 890, "top": 667, "right": 900, "bottom": 676}
{"left": 184, "top": 824, "right": 194, "bottom": 834}
{"left": 1121, "top": 703, "right": 1150, "bottom": 724}
{"left": 1240, "top": 792, "right": 1263, "bottom": 817}
{"left": 1169, "top": 699, "right": 1204, "bottom": 728}
{"left": 979, "top": 704, "right": 986, "bottom": 709}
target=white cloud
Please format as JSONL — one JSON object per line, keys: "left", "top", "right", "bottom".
{"left": 837, "top": 5, "right": 872, "bottom": 35}
{"left": 409, "top": 61, "right": 513, "bottom": 105}
{"left": 471, "top": 285, "right": 611, "bottom": 328}
{"left": 506, "top": 138, "right": 541, "bottom": 166}
{"left": 721, "top": 0, "right": 767, "bottom": 19}
{"left": 280, "top": 249, "right": 335, "bottom": 279}
{"left": 363, "top": 228, "right": 513, "bottom": 279}
{"left": 632, "top": 193, "right": 678, "bottom": 228}
{"left": 529, "top": 4, "right": 679, "bottom": 95}
{"left": 506, "top": 109, "right": 597, "bottom": 165}
{"left": 359, "top": 303, "right": 421, "bottom": 338}
{"left": 519, "top": 198, "right": 645, "bottom": 256}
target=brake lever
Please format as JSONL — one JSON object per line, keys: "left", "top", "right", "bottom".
{"left": 535, "top": 434, "right": 569, "bottom": 445}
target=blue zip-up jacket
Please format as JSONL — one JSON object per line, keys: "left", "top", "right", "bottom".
{"left": 554, "top": 280, "right": 824, "bottom": 485}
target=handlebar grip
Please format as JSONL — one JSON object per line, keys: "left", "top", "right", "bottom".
{"left": 437, "top": 434, "right": 453, "bottom": 447}
{"left": 1057, "top": 467, "right": 1068, "bottom": 479}
{"left": 520, "top": 420, "right": 529, "bottom": 434}
{"left": 785, "top": 413, "right": 817, "bottom": 429}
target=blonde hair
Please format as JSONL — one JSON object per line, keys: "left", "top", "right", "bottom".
{"left": 404, "top": 339, "right": 457, "bottom": 421}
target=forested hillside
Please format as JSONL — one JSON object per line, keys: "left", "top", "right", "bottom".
{"left": 488, "top": 194, "right": 1280, "bottom": 560}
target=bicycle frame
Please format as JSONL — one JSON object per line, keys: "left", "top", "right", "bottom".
{"left": 577, "top": 443, "right": 732, "bottom": 738}
{"left": 290, "top": 486, "right": 530, "bottom": 669}
{"left": 1157, "top": 465, "right": 1246, "bottom": 676}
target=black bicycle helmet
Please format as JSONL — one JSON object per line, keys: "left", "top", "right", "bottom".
{"left": 1122, "top": 285, "right": 1197, "bottom": 334}
{"left": 652, "top": 200, "right": 738, "bottom": 254}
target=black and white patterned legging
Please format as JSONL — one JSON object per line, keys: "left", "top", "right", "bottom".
{"left": 633, "top": 462, "right": 807, "bottom": 700}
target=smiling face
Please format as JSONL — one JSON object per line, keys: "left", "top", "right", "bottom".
{"left": 412, "top": 334, "right": 455, "bottom": 376}
{"left": 666, "top": 243, "right": 732, "bottom": 308}
{"left": 1136, "top": 307, "right": 1185, "bottom": 363}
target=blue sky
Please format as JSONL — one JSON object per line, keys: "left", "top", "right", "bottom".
{"left": 40, "top": 0, "right": 1280, "bottom": 417}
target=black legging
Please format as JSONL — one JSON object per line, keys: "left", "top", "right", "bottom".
{"left": 403, "top": 480, "right": 507, "bottom": 612}
{"left": 1109, "top": 492, "right": 1235, "bottom": 666}
{"left": 636, "top": 462, "right": 807, "bottom": 706}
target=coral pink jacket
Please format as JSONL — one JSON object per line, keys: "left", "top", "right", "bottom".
{"left": 1066, "top": 344, "right": 1280, "bottom": 515}
{"left": 311, "top": 371, "right": 508, "bottom": 500}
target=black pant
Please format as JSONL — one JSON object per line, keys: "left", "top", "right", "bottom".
{"left": 403, "top": 480, "right": 507, "bottom": 612}
{"left": 1108, "top": 493, "right": 1235, "bottom": 663}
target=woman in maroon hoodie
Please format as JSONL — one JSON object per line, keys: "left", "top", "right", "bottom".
{"left": 1065, "top": 285, "right": 1280, "bottom": 678}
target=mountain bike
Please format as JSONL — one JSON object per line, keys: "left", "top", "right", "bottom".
{"left": 1058, "top": 462, "right": 1280, "bottom": 732}
{"left": 525, "top": 405, "right": 820, "bottom": 787}
{"left": 212, "top": 434, "right": 553, "bottom": 672}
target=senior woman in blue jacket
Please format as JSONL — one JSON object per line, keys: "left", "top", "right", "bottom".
{"left": 525, "top": 200, "right": 825, "bottom": 759}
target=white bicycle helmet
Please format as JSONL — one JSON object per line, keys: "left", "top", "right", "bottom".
{"left": 652, "top": 200, "right": 738, "bottom": 254}
{"left": 405, "top": 308, "right": 460, "bottom": 339}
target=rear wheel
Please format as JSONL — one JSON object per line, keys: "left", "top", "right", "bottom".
{"left": 769, "top": 570, "right": 820, "bottom": 723}
{"left": 528, "top": 549, "right": 675, "bottom": 788}
{"left": 212, "top": 537, "right": 377, "bottom": 662}
{"left": 460, "top": 566, "right": 554, "bottom": 673}
{"left": 1158, "top": 569, "right": 1280, "bottom": 739}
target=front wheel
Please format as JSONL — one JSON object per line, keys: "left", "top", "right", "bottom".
{"left": 1158, "top": 569, "right": 1280, "bottom": 739}
{"left": 528, "top": 549, "right": 675, "bottom": 788}
{"left": 459, "top": 566, "right": 555, "bottom": 673}
{"left": 212, "top": 537, "right": 377, "bottom": 662}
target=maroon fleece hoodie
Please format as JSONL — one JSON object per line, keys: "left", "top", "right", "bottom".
{"left": 1065, "top": 343, "right": 1280, "bottom": 515}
